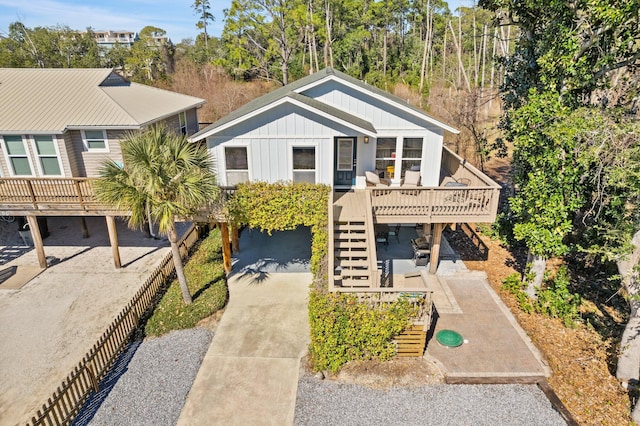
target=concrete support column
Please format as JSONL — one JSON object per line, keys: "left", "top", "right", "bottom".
{"left": 105, "top": 216, "right": 121, "bottom": 269}
{"left": 429, "top": 223, "right": 444, "bottom": 274}
{"left": 26, "top": 215, "right": 47, "bottom": 269}
{"left": 220, "top": 222, "right": 232, "bottom": 275}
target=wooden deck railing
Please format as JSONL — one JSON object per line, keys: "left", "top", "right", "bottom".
{"left": 27, "top": 225, "right": 200, "bottom": 426}
{"left": 369, "top": 186, "right": 499, "bottom": 224}
{"left": 0, "top": 178, "right": 118, "bottom": 215}
{"left": 369, "top": 146, "right": 500, "bottom": 224}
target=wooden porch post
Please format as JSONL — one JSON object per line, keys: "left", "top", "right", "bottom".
{"left": 231, "top": 225, "right": 239, "bottom": 254}
{"left": 220, "top": 222, "right": 232, "bottom": 275}
{"left": 105, "top": 216, "right": 121, "bottom": 269}
{"left": 26, "top": 215, "right": 47, "bottom": 269}
{"left": 429, "top": 223, "right": 444, "bottom": 274}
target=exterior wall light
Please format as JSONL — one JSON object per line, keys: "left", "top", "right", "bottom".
{"left": 364, "top": 136, "right": 369, "bottom": 143}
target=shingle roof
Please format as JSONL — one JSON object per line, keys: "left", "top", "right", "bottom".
{"left": 0, "top": 68, "right": 205, "bottom": 133}
{"left": 190, "top": 67, "right": 457, "bottom": 140}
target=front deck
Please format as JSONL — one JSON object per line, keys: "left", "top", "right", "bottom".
{"left": 329, "top": 147, "right": 500, "bottom": 296}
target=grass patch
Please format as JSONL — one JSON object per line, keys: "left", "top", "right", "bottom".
{"left": 145, "top": 228, "right": 228, "bottom": 337}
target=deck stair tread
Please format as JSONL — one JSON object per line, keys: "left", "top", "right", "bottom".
{"left": 335, "top": 241, "right": 368, "bottom": 249}
{"left": 338, "top": 260, "right": 370, "bottom": 267}
{"left": 338, "top": 279, "right": 372, "bottom": 287}
{"left": 334, "top": 232, "right": 366, "bottom": 240}
{"left": 340, "top": 270, "right": 371, "bottom": 278}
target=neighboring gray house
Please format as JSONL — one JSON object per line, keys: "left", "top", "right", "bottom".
{"left": 0, "top": 68, "right": 204, "bottom": 178}
{"left": 190, "top": 67, "right": 458, "bottom": 189}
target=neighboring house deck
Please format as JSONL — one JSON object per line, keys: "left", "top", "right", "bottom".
{"left": 0, "top": 68, "right": 205, "bottom": 268}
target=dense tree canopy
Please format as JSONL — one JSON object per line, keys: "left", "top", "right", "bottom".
{"left": 482, "top": 0, "right": 640, "bottom": 412}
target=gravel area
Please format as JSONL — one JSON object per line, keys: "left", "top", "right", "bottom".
{"left": 70, "top": 328, "right": 566, "bottom": 426}
{"left": 73, "top": 328, "right": 212, "bottom": 426}
{"left": 294, "top": 375, "right": 567, "bottom": 426}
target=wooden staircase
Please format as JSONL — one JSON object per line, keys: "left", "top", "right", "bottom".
{"left": 331, "top": 191, "right": 379, "bottom": 289}
{"left": 333, "top": 220, "right": 373, "bottom": 287}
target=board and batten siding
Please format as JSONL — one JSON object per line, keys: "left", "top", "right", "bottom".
{"left": 210, "top": 136, "right": 332, "bottom": 186}
{"left": 207, "top": 103, "right": 363, "bottom": 186}
{"left": 301, "top": 81, "right": 445, "bottom": 134}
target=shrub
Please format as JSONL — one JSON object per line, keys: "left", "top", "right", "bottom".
{"left": 501, "top": 267, "right": 582, "bottom": 326}
{"left": 534, "top": 265, "right": 581, "bottom": 327}
{"left": 145, "top": 228, "right": 228, "bottom": 336}
{"left": 308, "top": 291, "right": 419, "bottom": 373}
{"left": 502, "top": 272, "right": 533, "bottom": 313}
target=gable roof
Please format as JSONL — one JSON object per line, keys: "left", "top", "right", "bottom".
{"left": 190, "top": 67, "right": 458, "bottom": 141}
{"left": 0, "top": 68, "right": 205, "bottom": 134}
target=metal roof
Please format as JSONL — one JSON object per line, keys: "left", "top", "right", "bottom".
{"left": 0, "top": 68, "right": 205, "bottom": 134}
{"left": 190, "top": 67, "right": 458, "bottom": 141}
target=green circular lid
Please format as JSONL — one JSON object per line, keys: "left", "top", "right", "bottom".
{"left": 436, "top": 329, "right": 463, "bottom": 347}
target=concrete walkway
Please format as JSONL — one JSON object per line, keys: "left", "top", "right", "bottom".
{"left": 426, "top": 270, "right": 550, "bottom": 381}
{"left": 178, "top": 272, "right": 311, "bottom": 425}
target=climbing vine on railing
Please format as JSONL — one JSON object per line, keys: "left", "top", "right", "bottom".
{"left": 226, "top": 181, "right": 330, "bottom": 275}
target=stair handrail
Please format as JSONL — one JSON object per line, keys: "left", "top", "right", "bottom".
{"left": 364, "top": 189, "right": 380, "bottom": 288}
{"left": 328, "top": 190, "right": 336, "bottom": 291}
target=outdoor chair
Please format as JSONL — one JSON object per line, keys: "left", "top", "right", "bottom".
{"left": 365, "top": 171, "right": 390, "bottom": 187}
{"left": 401, "top": 170, "right": 421, "bottom": 188}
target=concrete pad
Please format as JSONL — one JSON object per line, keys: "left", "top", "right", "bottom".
{"left": 178, "top": 357, "right": 300, "bottom": 426}
{"left": 178, "top": 273, "right": 311, "bottom": 425}
{"left": 231, "top": 227, "right": 312, "bottom": 275}
{"left": 426, "top": 272, "right": 550, "bottom": 378}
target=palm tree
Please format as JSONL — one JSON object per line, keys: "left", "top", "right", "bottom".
{"left": 95, "top": 126, "right": 218, "bottom": 304}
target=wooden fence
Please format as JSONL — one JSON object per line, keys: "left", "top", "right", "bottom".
{"left": 27, "top": 224, "right": 200, "bottom": 426}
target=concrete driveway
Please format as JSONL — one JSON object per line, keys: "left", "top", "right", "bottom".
{"left": 178, "top": 273, "right": 311, "bottom": 425}
{"left": 179, "top": 227, "right": 312, "bottom": 425}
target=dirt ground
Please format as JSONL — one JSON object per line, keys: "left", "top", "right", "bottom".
{"left": 0, "top": 217, "right": 185, "bottom": 425}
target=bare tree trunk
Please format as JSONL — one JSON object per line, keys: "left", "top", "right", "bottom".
{"left": 169, "top": 222, "right": 192, "bottom": 305}
{"left": 383, "top": 27, "right": 388, "bottom": 78}
{"left": 525, "top": 250, "right": 546, "bottom": 299}
{"left": 419, "top": 0, "right": 431, "bottom": 96}
{"left": 489, "top": 26, "right": 498, "bottom": 113}
{"left": 473, "top": 8, "right": 478, "bottom": 84}
{"left": 325, "top": 0, "right": 334, "bottom": 68}
{"left": 616, "top": 231, "right": 640, "bottom": 393}
{"left": 481, "top": 23, "right": 488, "bottom": 119}
{"left": 442, "top": 21, "right": 447, "bottom": 80}
{"left": 448, "top": 20, "right": 472, "bottom": 92}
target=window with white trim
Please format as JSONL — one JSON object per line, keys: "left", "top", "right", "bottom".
{"left": 292, "top": 147, "right": 316, "bottom": 183}
{"left": 2, "top": 135, "right": 32, "bottom": 176}
{"left": 82, "top": 130, "right": 108, "bottom": 151}
{"left": 225, "top": 147, "right": 249, "bottom": 185}
{"left": 374, "top": 137, "right": 397, "bottom": 179}
{"left": 33, "top": 135, "right": 62, "bottom": 176}
{"left": 179, "top": 112, "right": 187, "bottom": 135}
{"left": 401, "top": 137, "right": 422, "bottom": 177}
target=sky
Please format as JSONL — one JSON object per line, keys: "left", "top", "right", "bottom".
{"left": 0, "top": 0, "right": 471, "bottom": 43}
